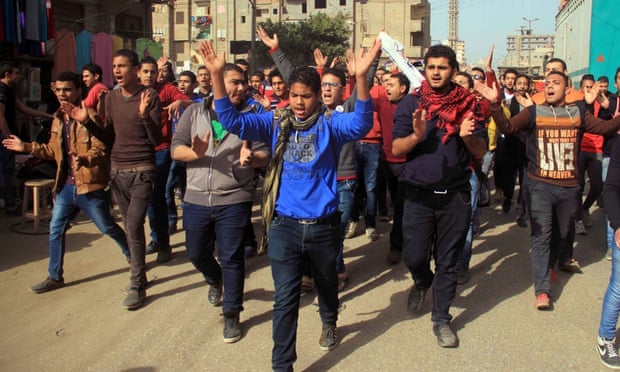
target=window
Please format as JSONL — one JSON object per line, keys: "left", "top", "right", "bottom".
{"left": 340, "top": 0, "right": 346, "bottom": 5}
{"left": 241, "top": 15, "right": 246, "bottom": 23}
{"left": 315, "top": 0, "right": 326, "bottom": 9}
{"left": 273, "top": 8, "right": 278, "bottom": 15}
{"left": 176, "top": 11, "right": 184, "bottom": 25}
{"left": 302, "top": 1, "right": 307, "bottom": 13}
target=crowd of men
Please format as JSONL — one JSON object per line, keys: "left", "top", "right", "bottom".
{"left": 3, "top": 28, "right": 620, "bottom": 371}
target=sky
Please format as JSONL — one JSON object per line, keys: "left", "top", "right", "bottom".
{"left": 429, "top": 0, "right": 560, "bottom": 65}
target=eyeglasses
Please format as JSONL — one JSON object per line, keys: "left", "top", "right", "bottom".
{"left": 321, "top": 82, "right": 342, "bottom": 88}
{"left": 472, "top": 75, "right": 484, "bottom": 81}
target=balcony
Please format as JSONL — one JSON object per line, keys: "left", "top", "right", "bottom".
{"left": 408, "top": 19, "right": 422, "bottom": 33}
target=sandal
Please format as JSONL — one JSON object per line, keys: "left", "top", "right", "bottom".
{"left": 559, "top": 258, "right": 582, "bottom": 273}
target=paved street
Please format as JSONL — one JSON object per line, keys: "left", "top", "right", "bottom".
{"left": 0, "top": 201, "right": 614, "bottom": 371}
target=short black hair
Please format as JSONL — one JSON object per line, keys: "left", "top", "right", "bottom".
{"left": 545, "top": 57, "right": 567, "bottom": 72}
{"left": 598, "top": 75, "right": 610, "bottom": 84}
{"left": 140, "top": 56, "right": 158, "bottom": 69}
{"left": 290, "top": 67, "right": 321, "bottom": 95}
{"left": 390, "top": 72, "right": 411, "bottom": 93}
{"left": 56, "top": 71, "right": 83, "bottom": 90}
{"left": 179, "top": 70, "right": 196, "bottom": 83}
{"left": 268, "top": 68, "right": 284, "bottom": 84}
{"left": 471, "top": 67, "right": 486, "bottom": 82}
{"left": 424, "top": 45, "right": 459, "bottom": 70}
{"left": 223, "top": 63, "right": 246, "bottom": 80}
{"left": 503, "top": 69, "right": 519, "bottom": 78}
{"left": 322, "top": 68, "right": 346, "bottom": 87}
{"left": 114, "top": 49, "right": 140, "bottom": 67}
{"left": 235, "top": 59, "right": 249, "bottom": 67}
{"left": 250, "top": 71, "right": 264, "bottom": 81}
{"left": 515, "top": 74, "right": 531, "bottom": 86}
{"left": 455, "top": 71, "right": 473, "bottom": 89}
{"left": 580, "top": 74, "right": 595, "bottom": 84}
{"left": 82, "top": 63, "right": 103, "bottom": 82}
{"left": 547, "top": 70, "right": 569, "bottom": 85}
{"left": 0, "top": 60, "right": 18, "bottom": 79}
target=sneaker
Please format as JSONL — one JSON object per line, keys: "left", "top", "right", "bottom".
{"left": 559, "top": 258, "right": 582, "bottom": 273}
{"left": 319, "top": 324, "right": 339, "bottom": 351}
{"left": 366, "top": 227, "right": 378, "bottom": 241}
{"left": 535, "top": 293, "right": 551, "bottom": 310}
{"left": 344, "top": 221, "right": 358, "bottom": 239}
{"left": 407, "top": 285, "right": 427, "bottom": 312}
{"left": 31, "top": 277, "right": 65, "bottom": 294}
{"left": 575, "top": 220, "right": 587, "bottom": 235}
{"left": 597, "top": 336, "right": 620, "bottom": 369}
{"left": 433, "top": 323, "right": 459, "bottom": 348}
{"left": 156, "top": 248, "right": 172, "bottom": 263}
{"left": 122, "top": 287, "right": 146, "bottom": 310}
{"left": 223, "top": 313, "right": 241, "bottom": 343}
{"left": 457, "top": 270, "right": 470, "bottom": 285}
{"left": 607, "top": 248, "right": 613, "bottom": 261}
{"left": 146, "top": 241, "right": 159, "bottom": 255}
{"left": 208, "top": 282, "right": 223, "bottom": 306}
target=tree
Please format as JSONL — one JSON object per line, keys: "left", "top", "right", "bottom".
{"left": 255, "top": 12, "right": 351, "bottom": 69}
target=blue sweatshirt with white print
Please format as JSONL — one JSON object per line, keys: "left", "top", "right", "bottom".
{"left": 214, "top": 97, "right": 373, "bottom": 219}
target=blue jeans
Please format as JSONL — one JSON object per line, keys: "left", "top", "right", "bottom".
{"left": 147, "top": 149, "right": 172, "bottom": 248}
{"left": 402, "top": 185, "right": 471, "bottom": 324}
{"left": 337, "top": 179, "right": 356, "bottom": 273}
{"left": 48, "top": 184, "right": 129, "bottom": 281}
{"left": 599, "top": 241, "right": 620, "bottom": 338}
{"left": 183, "top": 201, "right": 250, "bottom": 314}
{"left": 458, "top": 171, "right": 479, "bottom": 272}
{"left": 0, "top": 134, "right": 16, "bottom": 209}
{"left": 166, "top": 160, "right": 186, "bottom": 226}
{"left": 268, "top": 215, "right": 340, "bottom": 371}
{"left": 603, "top": 156, "right": 614, "bottom": 249}
{"left": 353, "top": 142, "right": 381, "bottom": 228}
{"left": 528, "top": 178, "right": 579, "bottom": 296}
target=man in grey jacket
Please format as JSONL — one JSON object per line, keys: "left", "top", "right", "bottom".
{"left": 171, "top": 63, "right": 270, "bottom": 343}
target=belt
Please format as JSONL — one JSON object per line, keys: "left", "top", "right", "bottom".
{"left": 276, "top": 212, "right": 340, "bottom": 225}
{"left": 113, "top": 165, "right": 156, "bottom": 172}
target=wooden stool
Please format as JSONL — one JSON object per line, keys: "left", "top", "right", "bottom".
{"left": 21, "top": 179, "right": 54, "bottom": 233}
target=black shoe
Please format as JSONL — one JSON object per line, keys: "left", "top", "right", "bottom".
{"left": 146, "top": 241, "right": 159, "bottom": 255}
{"left": 387, "top": 249, "right": 402, "bottom": 264}
{"left": 122, "top": 287, "right": 146, "bottom": 310}
{"left": 407, "top": 285, "right": 427, "bottom": 312}
{"left": 156, "top": 248, "right": 172, "bottom": 263}
{"left": 223, "top": 312, "right": 241, "bottom": 343}
{"left": 457, "top": 270, "right": 470, "bottom": 285}
{"left": 168, "top": 223, "right": 177, "bottom": 235}
{"left": 502, "top": 199, "right": 511, "bottom": 214}
{"left": 208, "top": 282, "right": 223, "bottom": 306}
{"left": 31, "top": 277, "right": 65, "bottom": 294}
{"left": 516, "top": 215, "right": 528, "bottom": 228}
{"left": 319, "top": 324, "right": 339, "bottom": 351}
{"left": 433, "top": 323, "right": 459, "bottom": 348}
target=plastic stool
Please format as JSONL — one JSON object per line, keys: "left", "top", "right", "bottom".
{"left": 21, "top": 179, "right": 54, "bottom": 232}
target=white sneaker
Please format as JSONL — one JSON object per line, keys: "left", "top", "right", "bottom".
{"left": 344, "top": 221, "right": 358, "bottom": 239}
{"left": 366, "top": 227, "right": 378, "bottom": 241}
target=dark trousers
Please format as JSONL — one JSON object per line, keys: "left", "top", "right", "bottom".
{"left": 147, "top": 149, "right": 171, "bottom": 249}
{"left": 576, "top": 150, "right": 603, "bottom": 220}
{"left": 183, "top": 201, "right": 250, "bottom": 314}
{"left": 166, "top": 159, "right": 186, "bottom": 226}
{"left": 527, "top": 178, "right": 579, "bottom": 296}
{"left": 268, "top": 215, "right": 340, "bottom": 371}
{"left": 381, "top": 161, "right": 404, "bottom": 252}
{"left": 111, "top": 168, "right": 155, "bottom": 288}
{"left": 402, "top": 186, "right": 471, "bottom": 324}
{"left": 0, "top": 134, "right": 16, "bottom": 209}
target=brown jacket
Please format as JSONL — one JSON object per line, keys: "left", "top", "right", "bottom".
{"left": 24, "top": 111, "right": 110, "bottom": 195}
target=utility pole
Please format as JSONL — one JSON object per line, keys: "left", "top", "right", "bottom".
{"left": 523, "top": 17, "right": 539, "bottom": 75}
{"left": 249, "top": 0, "right": 256, "bottom": 72}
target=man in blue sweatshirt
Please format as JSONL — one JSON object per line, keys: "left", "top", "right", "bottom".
{"left": 198, "top": 39, "right": 380, "bottom": 372}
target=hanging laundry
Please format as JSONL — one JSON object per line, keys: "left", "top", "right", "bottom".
{"left": 76, "top": 30, "right": 92, "bottom": 73}
{"left": 52, "top": 29, "right": 76, "bottom": 78}
{"left": 91, "top": 32, "right": 114, "bottom": 88}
